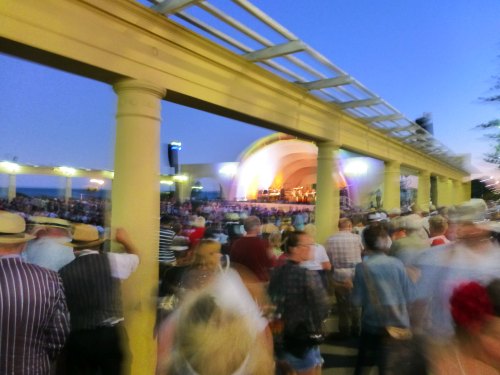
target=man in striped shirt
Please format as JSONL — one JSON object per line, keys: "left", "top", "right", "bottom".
{"left": 159, "top": 215, "right": 176, "bottom": 278}
{"left": 0, "top": 210, "right": 69, "bottom": 375}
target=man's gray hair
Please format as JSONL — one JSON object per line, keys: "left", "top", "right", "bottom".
{"left": 243, "top": 216, "right": 261, "bottom": 232}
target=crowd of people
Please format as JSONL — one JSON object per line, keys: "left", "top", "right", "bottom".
{"left": 3, "top": 194, "right": 500, "bottom": 374}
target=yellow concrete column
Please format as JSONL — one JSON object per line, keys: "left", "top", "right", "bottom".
{"left": 112, "top": 79, "right": 165, "bottom": 375}
{"left": 383, "top": 160, "right": 401, "bottom": 211}
{"left": 416, "top": 170, "right": 430, "bottom": 212}
{"left": 452, "top": 179, "right": 462, "bottom": 205}
{"left": 437, "top": 176, "right": 452, "bottom": 207}
{"left": 8, "top": 174, "right": 16, "bottom": 202}
{"left": 64, "top": 177, "right": 72, "bottom": 204}
{"left": 315, "top": 141, "right": 340, "bottom": 243}
{"left": 462, "top": 180, "right": 471, "bottom": 202}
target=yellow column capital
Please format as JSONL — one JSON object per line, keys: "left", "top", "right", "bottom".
{"left": 113, "top": 78, "right": 166, "bottom": 98}
{"left": 316, "top": 141, "right": 340, "bottom": 158}
{"left": 384, "top": 159, "right": 401, "bottom": 169}
{"left": 419, "top": 169, "right": 431, "bottom": 178}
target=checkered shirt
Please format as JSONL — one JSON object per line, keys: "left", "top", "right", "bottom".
{"left": 325, "top": 231, "right": 363, "bottom": 281}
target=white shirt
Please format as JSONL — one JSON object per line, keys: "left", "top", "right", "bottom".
{"left": 301, "top": 243, "right": 330, "bottom": 271}
{"left": 77, "top": 250, "right": 139, "bottom": 279}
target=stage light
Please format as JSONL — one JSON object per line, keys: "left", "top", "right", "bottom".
{"left": 169, "top": 141, "right": 182, "bottom": 151}
{"left": 343, "top": 159, "right": 368, "bottom": 176}
{"left": 219, "top": 164, "right": 238, "bottom": 177}
{"left": 160, "top": 180, "right": 174, "bottom": 185}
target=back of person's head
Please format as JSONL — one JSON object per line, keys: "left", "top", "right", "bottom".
{"left": 243, "top": 216, "right": 261, "bottom": 233}
{"left": 338, "top": 218, "right": 352, "bottom": 230}
{"left": 193, "top": 239, "right": 221, "bottom": 270}
{"left": 161, "top": 215, "right": 176, "bottom": 227}
{"left": 161, "top": 272, "right": 274, "bottom": 375}
{"left": 303, "top": 223, "right": 316, "bottom": 239}
{"left": 172, "top": 222, "right": 183, "bottom": 235}
{"left": 429, "top": 214, "right": 447, "bottom": 235}
{"left": 362, "top": 224, "right": 390, "bottom": 252}
{"left": 268, "top": 231, "right": 282, "bottom": 248}
{"left": 283, "top": 230, "right": 306, "bottom": 254}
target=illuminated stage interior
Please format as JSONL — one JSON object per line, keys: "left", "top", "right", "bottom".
{"left": 227, "top": 133, "right": 390, "bottom": 209}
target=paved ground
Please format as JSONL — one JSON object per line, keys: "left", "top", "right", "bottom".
{"left": 320, "top": 336, "right": 377, "bottom": 375}
{"left": 320, "top": 310, "right": 377, "bottom": 375}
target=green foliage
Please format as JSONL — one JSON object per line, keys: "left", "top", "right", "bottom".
{"left": 476, "top": 74, "right": 500, "bottom": 165}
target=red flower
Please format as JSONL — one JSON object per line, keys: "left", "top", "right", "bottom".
{"left": 450, "top": 281, "right": 494, "bottom": 332}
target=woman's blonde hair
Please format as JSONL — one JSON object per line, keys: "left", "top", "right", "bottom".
{"left": 268, "top": 231, "right": 282, "bottom": 248}
{"left": 161, "top": 288, "right": 274, "bottom": 375}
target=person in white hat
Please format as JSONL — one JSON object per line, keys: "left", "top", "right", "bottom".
{"left": 58, "top": 224, "right": 139, "bottom": 375}
{"left": 0, "top": 211, "right": 69, "bottom": 374}
{"left": 22, "top": 216, "right": 75, "bottom": 271}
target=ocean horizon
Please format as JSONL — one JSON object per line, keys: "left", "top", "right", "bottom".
{"left": 1, "top": 187, "right": 220, "bottom": 200}
{"left": 3, "top": 187, "right": 111, "bottom": 200}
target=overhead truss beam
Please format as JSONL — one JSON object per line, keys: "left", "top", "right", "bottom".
{"left": 296, "top": 75, "right": 353, "bottom": 90}
{"left": 242, "top": 40, "right": 306, "bottom": 61}
{"left": 361, "top": 114, "right": 404, "bottom": 123}
{"left": 336, "top": 97, "right": 381, "bottom": 109}
{"left": 153, "top": 0, "right": 202, "bottom": 14}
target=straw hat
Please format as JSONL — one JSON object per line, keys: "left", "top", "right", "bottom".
{"left": 64, "top": 224, "right": 106, "bottom": 248}
{"left": 0, "top": 211, "right": 35, "bottom": 244}
{"left": 367, "top": 212, "right": 382, "bottom": 222}
{"left": 27, "top": 216, "right": 71, "bottom": 235}
{"left": 452, "top": 199, "right": 500, "bottom": 232}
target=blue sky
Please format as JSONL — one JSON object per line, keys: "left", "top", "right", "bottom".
{"left": 1, "top": 0, "right": 499, "bottom": 187}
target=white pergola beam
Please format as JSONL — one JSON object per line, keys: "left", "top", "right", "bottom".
{"left": 380, "top": 124, "right": 418, "bottom": 134}
{"left": 337, "top": 97, "right": 381, "bottom": 109}
{"left": 242, "top": 40, "right": 306, "bottom": 61}
{"left": 361, "top": 114, "right": 404, "bottom": 123}
{"left": 153, "top": 0, "right": 202, "bottom": 14}
{"left": 296, "top": 75, "right": 353, "bottom": 90}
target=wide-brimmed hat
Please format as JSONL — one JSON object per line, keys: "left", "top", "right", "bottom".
{"left": 452, "top": 199, "right": 500, "bottom": 232}
{"left": 27, "top": 216, "right": 71, "bottom": 235}
{"left": 0, "top": 211, "right": 35, "bottom": 244}
{"left": 367, "top": 212, "right": 382, "bottom": 222}
{"left": 64, "top": 224, "right": 106, "bottom": 248}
